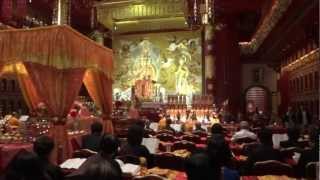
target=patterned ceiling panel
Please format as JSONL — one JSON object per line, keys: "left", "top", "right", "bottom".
{"left": 95, "top": 0, "right": 188, "bottom": 33}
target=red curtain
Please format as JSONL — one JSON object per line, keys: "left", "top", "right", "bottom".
{"left": 16, "top": 72, "right": 42, "bottom": 112}
{"left": 24, "top": 62, "right": 85, "bottom": 161}
{"left": 24, "top": 63, "right": 85, "bottom": 116}
{"left": 83, "top": 69, "right": 114, "bottom": 134}
{"left": 0, "top": 0, "right": 13, "bottom": 22}
{"left": 278, "top": 71, "right": 291, "bottom": 116}
{"left": 16, "top": 0, "right": 27, "bottom": 18}
{"left": 0, "top": 64, "right": 3, "bottom": 77}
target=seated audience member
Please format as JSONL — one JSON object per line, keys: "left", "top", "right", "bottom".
{"left": 81, "top": 121, "right": 103, "bottom": 152}
{"left": 33, "top": 135, "right": 63, "bottom": 180}
{"left": 280, "top": 127, "right": 300, "bottom": 148}
{"left": 194, "top": 122, "right": 206, "bottom": 132}
{"left": 211, "top": 123, "right": 224, "bottom": 136}
{"left": 246, "top": 128, "right": 282, "bottom": 170}
{"left": 83, "top": 161, "right": 122, "bottom": 180}
{"left": 183, "top": 119, "right": 195, "bottom": 133}
{"left": 207, "top": 134, "right": 240, "bottom": 180}
{"left": 164, "top": 118, "right": 176, "bottom": 133}
{"left": 231, "top": 121, "right": 257, "bottom": 142}
{"left": 69, "top": 134, "right": 121, "bottom": 179}
{"left": 158, "top": 114, "right": 167, "bottom": 130}
{"left": 185, "top": 153, "right": 216, "bottom": 180}
{"left": 296, "top": 127, "right": 319, "bottom": 177}
{"left": 5, "top": 150, "right": 49, "bottom": 180}
{"left": 119, "top": 124, "right": 152, "bottom": 167}
{"left": 128, "top": 104, "right": 140, "bottom": 119}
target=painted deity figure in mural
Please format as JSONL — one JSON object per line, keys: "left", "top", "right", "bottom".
{"left": 131, "top": 40, "right": 157, "bottom": 82}
{"left": 113, "top": 34, "right": 202, "bottom": 100}
{"left": 175, "top": 56, "right": 190, "bottom": 95}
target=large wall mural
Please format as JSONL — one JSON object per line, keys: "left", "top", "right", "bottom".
{"left": 113, "top": 31, "right": 202, "bottom": 100}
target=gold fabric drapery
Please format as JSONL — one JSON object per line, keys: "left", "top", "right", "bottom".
{"left": 24, "top": 63, "right": 85, "bottom": 117}
{"left": 0, "top": 63, "right": 42, "bottom": 111}
{"left": 0, "top": 25, "right": 114, "bottom": 161}
{"left": 0, "top": 25, "right": 113, "bottom": 77}
{"left": 25, "top": 63, "right": 86, "bottom": 160}
{"left": 83, "top": 69, "right": 114, "bottom": 134}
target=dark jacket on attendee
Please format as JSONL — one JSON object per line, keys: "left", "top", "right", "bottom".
{"left": 296, "top": 146, "right": 319, "bottom": 177}
{"left": 119, "top": 143, "right": 153, "bottom": 167}
{"left": 295, "top": 110, "right": 311, "bottom": 125}
{"left": 81, "top": 134, "right": 102, "bottom": 152}
{"left": 40, "top": 159, "right": 64, "bottom": 180}
{"left": 246, "top": 144, "right": 282, "bottom": 170}
{"left": 279, "top": 140, "right": 300, "bottom": 149}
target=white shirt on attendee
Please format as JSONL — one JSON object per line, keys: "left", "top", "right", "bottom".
{"left": 231, "top": 129, "right": 257, "bottom": 142}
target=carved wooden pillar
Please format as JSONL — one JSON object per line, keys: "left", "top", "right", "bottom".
{"left": 203, "top": 24, "right": 216, "bottom": 101}
{"left": 52, "top": 0, "right": 71, "bottom": 25}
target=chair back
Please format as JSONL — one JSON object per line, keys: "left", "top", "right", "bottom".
{"left": 193, "top": 131, "right": 207, "bottom": 137}
{"left": 156, "top": 133, "right": 176, "bottom": 142}
{"left": 280, "top": 147, "right": 302, "bottom": 159}
{"left": 181, "top": 135, "right": 201, "bottom": 143}
{"left": 153, "top": 153, "right": 185, "bottom": 171}
{"left": 133, "top": 175, "right": 165, "bottom": 180}
{"left": 117, "top": 155, "right": 141, "bottom": 165}
{"left": 157, "top": 130, "right": 174, "bottom": 135}
{"left": 72, "top": 149, "right": 97, "bottom": 158}
{"left": 252, "top": 160, "right": 294, "bottom": 176}
{"left": 172, "top": 140, "right": 195, "bottom": 152}
{"left": 305, "top": 162, "right": 319, "bottom": 179}
{"left": 235, "top": 137, "right": 256, "bottom": 144}
{"left": 117, "top": 129, "right": 128, "bottom": 139}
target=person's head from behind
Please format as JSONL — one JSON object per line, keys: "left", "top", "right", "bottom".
{"left": 211, "top": 123, "right": 224, "bottom": 135}
{"left": 166, "top": 118, "right": 172, "bottom": 125}
{"left": 127, "top": 124, "right": 144, "bottom": 146}
{"left": 195, "top": 122, "right": 202, "bottom": 130}
{"left": 135, "top": 120, "right": 145, "bottom": 128}
{"left": 258, "top": 128, "right": 273, "bottom": 146}
{"left": 91, "top": 121, "right": 103, "bottom": 135}
{"left": 84, "top": 161, "right": 121, "bottom": 180}
{"left": 33, "top": 135, "right": 54, "bottom": 160}
{"left": 287, "top": 127, "right": 300, "bottom": 142}
{"left": 240, "top": 121, "right": 250, "bottom": 130}
{"left": 207, "top": 134, "right": 232, "bottom": 167}
{"left": 6, "top": 150, "right": 47, "bottom": 180}
{"left": 185, "top": 153, "right": 216, "bottom": 180}
{"left": 100, "top": 134, "right": 119, "bottom": 158}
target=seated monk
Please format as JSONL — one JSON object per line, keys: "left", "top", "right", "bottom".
{"left": 210, "top": 112, "right": 220, "bottom": 125}
{"left": 7, "top": 115, "right": 20, "bottom": 130}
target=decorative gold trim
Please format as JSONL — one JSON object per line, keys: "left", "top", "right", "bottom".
{"left": 281, "top": 48, "right": 319, "bottom": 72}
{"left": 239, "top": 0, "right": 292, "bottom": 54}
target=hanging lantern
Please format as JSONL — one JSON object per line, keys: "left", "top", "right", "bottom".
{"left": 186, "top": 0, "right": 214, "bottom": 27}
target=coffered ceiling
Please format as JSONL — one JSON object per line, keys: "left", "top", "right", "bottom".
{"left": 94, "top": 0, "right": 188, "bottom": 34}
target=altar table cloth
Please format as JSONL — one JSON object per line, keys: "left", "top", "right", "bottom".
{"left": 0, "top": 143, "right": 33, "bottom": 171}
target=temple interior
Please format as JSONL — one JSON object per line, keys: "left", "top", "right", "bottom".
{"left": 0, "top": 0, "right": 319, "bottom": 180}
